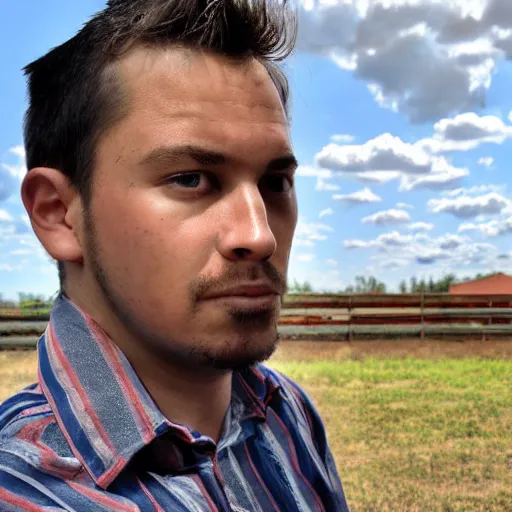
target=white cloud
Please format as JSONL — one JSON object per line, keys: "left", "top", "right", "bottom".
{"left": 380, "top": 258, "right": 410, "bottom": 270}
{"left": 297, "top": 253, "right": 316, "bottom": 263}
{"left": 330, "top": 134, "right": 355, "bottom": 143}
{"left": 1, "top": 146, "right": 26, "bottom": 202}
{"left": 10, "top": 249, "right": 32, "bottom": 256}
{"left": 316, "top": 134, "right": 432, "bottom": 175}
{"left": 397, "top": 202, "right": 414, "bottom": 210}
{"left": 429, "top": 192, "right": 511, "bottom": 218}
{"left": 319, "top": 208, "right": 334, "bottom": 218}
{"left": 478, "top": 156, "right": 494, "bottom": 168}
{"left": 437, "top": 233, "right": 468, "bottom": 250}
{"left": 342, "top": 226, "right": 501, "bottom": 269}
{"left": 354, "top": 171, "right": 401, "bottom": 184}
{"left": 378, "top": 231, "right": 415, "bottom": 247}
{"left": 315, "top": 177, "right": 341, "bottom": 191}
{"left": 344, "top": 239, "right": 378, "bottom": 249}
{"left": 417, "top": 113, "right": 512, "bottom": 153}
{"left": 408, "top": 221, "right": 435, "bottom": 232}
{"left": 316, "top": 133, "right": 469, "bottom": 192}
{"left": 362, "top": 208, "right": 411, "bottom": 226}
{"left": 326, "top": 259, "right": 339, "bottom": 267}
{"left": 0, "top": 263, "right": 24, "bottom": 272}
{"left": 399, "top": 164, "right": 469, "bottom": 191}
{"left": 333, "top": 187, "right": 382, "bottom": 205}
{"left": 296, "top": 165, "right": 333, "bottom": 178}
{"left": 344, "top": 230, "right": 414, "bottom": 249}
{"left": 443, "top": 184, "right": 506, "bottom": 196}
{"left": 459, "top": 216, "right": 512, "bottom": 237}
{"left": 2, "top": 146, "right": 27, "bottom": 180}
{"left": 293, "top": 218, "right": 334, "bottom": 247}
{"left": 0, "top": 209, "right": 13, "bottom": 222}
{"left": 298, "top": 0, "right": 512, "bottom": 122}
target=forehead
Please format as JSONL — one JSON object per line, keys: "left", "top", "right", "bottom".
{"left": 110, "top": 46, "right": 291, "bottom": 155}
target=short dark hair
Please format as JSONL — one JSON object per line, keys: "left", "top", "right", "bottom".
{"left": 23, "top": 0, "right": 297, "bottom": 288}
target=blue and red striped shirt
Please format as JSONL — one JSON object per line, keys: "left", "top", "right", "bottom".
{"left": 0, "top": 294, "right": 350, "bottom": 511}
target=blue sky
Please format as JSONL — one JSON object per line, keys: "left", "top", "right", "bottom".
{"left": 2, "top": 0, "right": 512, "bottom": 300}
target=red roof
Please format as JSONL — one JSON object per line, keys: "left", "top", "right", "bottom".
{"left": 449, "top": 273, "right": 512, "bottom": 295}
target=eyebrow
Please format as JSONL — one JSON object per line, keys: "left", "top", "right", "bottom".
{"left": 139, "top": 145, "right": 298, "bottom": 173}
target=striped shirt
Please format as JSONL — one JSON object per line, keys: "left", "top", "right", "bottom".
{"left": 0, "top": 294, "right": 350, "bottom": 511}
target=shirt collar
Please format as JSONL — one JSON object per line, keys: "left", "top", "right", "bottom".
{"left": 38, "top": 293, "right": 280, "bottom": 488}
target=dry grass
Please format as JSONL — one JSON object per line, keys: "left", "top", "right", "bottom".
{"left": 269, "top": 340, "right": 512, "bottom": 512}
{"left": 0, "top": 350, "right": 38, "bottom": 400}
{"left": 1, "top": 340, "right": 512, "bottom": 511}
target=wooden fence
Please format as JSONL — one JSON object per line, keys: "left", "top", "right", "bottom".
{"left": 279, "top": 293, "right": 512, "bottom": 340}
{"left": 1, "top": 293, "right": 512, "bottom": 348}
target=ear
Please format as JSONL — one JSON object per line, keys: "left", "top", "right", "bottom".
{"left": 21, "top": 167, "right": 84, "bottom": 264}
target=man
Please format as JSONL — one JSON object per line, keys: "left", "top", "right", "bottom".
{"left": 0, "top": 0, "right": 350, "bottom": 510}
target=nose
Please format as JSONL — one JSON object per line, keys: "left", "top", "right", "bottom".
{"left": 216, "top": 184, "right": 277, "bottom": 262}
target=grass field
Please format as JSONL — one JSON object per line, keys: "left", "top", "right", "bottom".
{"left": 1, "top": 339, "right": 512, "bottom": 511}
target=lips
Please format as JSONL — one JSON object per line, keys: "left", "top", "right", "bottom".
{"left": 201, "top": 283, "right": 280, "bottom": 300}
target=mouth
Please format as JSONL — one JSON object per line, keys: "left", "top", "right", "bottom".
{"left": 202, "top": 294, "right": 279, "bottom": 311}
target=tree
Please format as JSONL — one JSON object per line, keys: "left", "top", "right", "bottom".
{"left": 348, "top": 275, "right": 386, "bottom": 294}
{"left": 399, "top": 280, "right": 407, "bottom": 294}
{"left": 287, "top": 279, "right": 314, "bottom": 294}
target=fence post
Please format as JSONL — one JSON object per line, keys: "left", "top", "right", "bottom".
{"left": 486, "top": 300, "right": 493, "bottom": 342}
{"left": 348, "top": 294, "right": 353, "bottom": 342}
{"left": 420, "top": 291, "right": 425, "bottom": 341}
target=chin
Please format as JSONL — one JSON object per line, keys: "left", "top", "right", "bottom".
{"left": 188, "top": 330, "right": 280, "bottom": 372}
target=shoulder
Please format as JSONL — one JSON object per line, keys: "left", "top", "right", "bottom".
{"left": 0, "top": 383, "right": 81, "bottom": 481}
{"left": 0, "top": 383, "right": 50, "bottom": 436}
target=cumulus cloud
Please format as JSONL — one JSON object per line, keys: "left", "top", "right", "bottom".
{"left": 399, "top": 165, "right": 469, "bottom": 191}
{"left": 344, "top": 230, "right": 415, "bottom": 249}
{"left": 459, "top": 216, "right": 512, "bottom": 237}
{"left": 478, "top": 156, "right": 494, "bottom": 167}
{"left": 417, "top": 113, "right": 512, "bottom": 153}
{"left": 1, "top": 146, "right": 26, "bottom": 202}
{"left": 319, "top": 208, "right": 334, "bottom": 218}
{"left": 0, "top": 209, "right": 13, "bottom": 222}
{"left": 316, "top": 133, "right": 469, "bottom": 191}
{"left": 330, "top": 134, "right": 355, "bottom": 143}
{"left": 408, "top": 221, "right": 435, "bottom": 232}
{"left": 333, "top": 187, "right": 382, "bottom": 205}
{"left": 315, "top": 177, "right": 341, "bottom": 191}
{"left": 343, "top": 227, "right": 500, "bottom": 268}
{"left": 297, "top": 253, "right": 316, "bottom": 263}
{"left": 443, "top": 184, "right": 506, "bottom": 196}
{"left": 293, "top": 218, "right": 335, "bottom": 247}
{"left": 298, "top": 0, "right": 512, "bottom": 122}
{"left": 437, "top": 233, "right": 468, "bottom": 250}
{"left": 296, "top": 165, "right": 333, "bottom": 178}
{"left": 397, "top": 202, "right": 414, "bottom": 210}
{"left": 316, "top": 134, "right": 432, "bottom": 174}
{"left": 428, "top": 191, "right": 511, "bottom": 218}
{"left": 0, "top": 210, "right": 31, "bottom": 238}
{"left": 362, "top": 208, "right": 411, "bottom": 226}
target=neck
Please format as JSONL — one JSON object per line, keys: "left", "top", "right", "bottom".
{"left": 64, "top": 284, "right": 232, "bottom": 443}
{"left": 129, "top": 350, "right": 233, "bottom": 442}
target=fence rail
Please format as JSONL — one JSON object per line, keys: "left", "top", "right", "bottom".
{"left": 1, "top": 293, "right": 512, "bottom": 348}
{"left": 279, "top": 293, "right": 512, "bottom": 340}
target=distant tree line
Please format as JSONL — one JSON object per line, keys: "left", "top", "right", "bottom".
{"left": 398, "top": 272, "right": 500, "bottom": 294}
{"left": 287, "top": 271, "right": 502, "bottom": 295}
{"left": 0, "top": 292, "right": 57, "bottom": 309}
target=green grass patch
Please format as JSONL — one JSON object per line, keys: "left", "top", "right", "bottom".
{"left": 269, "top": 356, "right": 512, "bottom": 511}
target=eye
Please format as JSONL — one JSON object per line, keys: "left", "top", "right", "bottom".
{"left": 261, "top": 174, "right": 294, "bottom": 194}
{"left": 165, "top": 172, "right": 213, "bottom": 191}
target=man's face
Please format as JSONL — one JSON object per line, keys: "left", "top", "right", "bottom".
{"left": 83, "top": 47, "right": 297, "bottom": 371}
